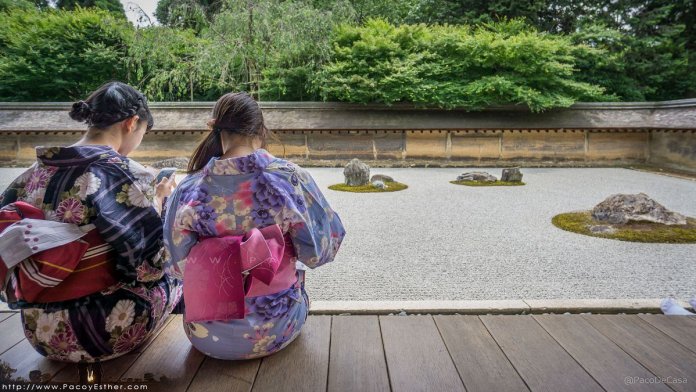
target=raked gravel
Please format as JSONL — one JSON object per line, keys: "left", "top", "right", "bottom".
{"left": 1, "top": 166, "right": 694, "bottom": 301}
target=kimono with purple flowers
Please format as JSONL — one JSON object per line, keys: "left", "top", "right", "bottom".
{"left": 163, "top": 148, "right": 346, "bottom": 360}
{"left": 0, "top": 145, "right": 182, "bottom": 362}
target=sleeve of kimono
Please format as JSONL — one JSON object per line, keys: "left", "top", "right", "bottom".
{"left": 162, "top": 181, "right": 199, "bottom": 273}
{"left": 285, "top": 167, "right": 346, "bottom": 269}
{"left": 0, "top": 164, "right": 36, "bottom": 208}
{"left": 86, "top": 159, "right": 165, "bottom": 283}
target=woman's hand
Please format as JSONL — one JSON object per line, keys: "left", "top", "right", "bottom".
{"left": 153, "top": 174, "right": 177, "bottom": 215}
{"left": 155, "top": 173, "right": 177, "bottom": 199}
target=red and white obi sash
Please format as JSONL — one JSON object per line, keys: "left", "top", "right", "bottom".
{"left": 0, "top": 201, "right": 118, "bottom": 305}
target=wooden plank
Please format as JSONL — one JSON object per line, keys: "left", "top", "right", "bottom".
{"left": 120, "top": 315, "right": 205, "bottom": 391}
{"left": 0, "top": 339, "right": 68, "bottom": 382}
{"left": 584, "top": 314, "right": 696, "bottom": 392}
{"left": 481, "top": 315, "right": 602, "bottom": 392}
{"left": 637, "top": 315, "right": 696, "bottom": 354}
{"left": 51, "top": 315, "right": 176, "bottom": 382}
{"left": 380, "top": 315, "right": 465, "bottom": 392}
{"left": 251, "top": 316, "right": 331, "bottom": 392}
{"left": 328, "top": 316, "right": 390, "bottom": 392}
{"left": 434, "top": 315, "right": 528, "bottom": 392}
{"left": 0, "top": 312, "right": 16, "bottom": 323}
{"left": 187, "top": 357, "right": 261, "bottom": 392}
{"left": 0, "top": 314, "right": 26, "bottom": 355}
{"left": 535, "top": 315, "right": 671, "bottom": 392}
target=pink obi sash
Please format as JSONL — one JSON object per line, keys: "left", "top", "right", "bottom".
{"left": 183, "top": 224, "right": 298, "bottom": 323}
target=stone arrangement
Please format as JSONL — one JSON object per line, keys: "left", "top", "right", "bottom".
{"left": 332, "top": 160, "right": 407, "bottom": 192}
{"left": 343, "top": 158, "right": 370, "bottom": 186}
{"left": 591, "top": 193, "right": 688, "bottom": 225}
{"left": 456, "top": 172, "right": 497, "bottom": 182}
{"left": 370, "top": 174, "right": 394, "bottom": 183}
{"left": 501, "top": 167, "right": 523, "bottom": 182}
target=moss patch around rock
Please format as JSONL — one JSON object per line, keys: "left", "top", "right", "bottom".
{"left": 450, "top": 180, "right": 526, "bottom": 187}
{"left": 552, "top": 211, "right": 696, "bottom": 243}
{"left": 328, "top": 181, "right": 409, "bottom": 193}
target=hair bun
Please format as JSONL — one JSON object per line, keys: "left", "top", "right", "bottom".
{"left": 69, "top": 100, "right": 92, "bottom": 122}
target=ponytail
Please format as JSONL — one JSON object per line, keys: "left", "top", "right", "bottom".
{"left": 187, "top": 129, "right": 223, "bottom": 173}
{"left": 188, "top": 92, "right": 287, "bottom": 173}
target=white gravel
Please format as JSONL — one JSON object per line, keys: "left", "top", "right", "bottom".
{"left": 1, "top": 166, "right": 694, "bottom": 301}
{"left": 304, "top": 167, "right": 696, "bottom": 301}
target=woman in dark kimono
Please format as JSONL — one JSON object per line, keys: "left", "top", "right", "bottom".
{"left": 0, "top": 81, "right": 182, "bottom": 362}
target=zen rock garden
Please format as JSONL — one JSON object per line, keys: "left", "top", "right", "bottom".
{"left": 151, "top": 157, "right": 190, "bottom": 169}
{"left": 451, "top": 167, "right": 525, "bottom": 186}
{"left": 329, "top": 158, "right": 408, "bottom": 192}
{"left": 552, "top": 192, "right": 696, "bottom": 243}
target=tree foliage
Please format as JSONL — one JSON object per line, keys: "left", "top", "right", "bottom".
{"left": 154, "top": 0, "right": 221, "bottom": 32}
{"left": 315, "top": 18, "right": 611, "bottom": 111}
{"left": 125, "top": 27, "right": 206, "bottom": 101}
{"left": 196, "top": 0, "right": 353, "bottom": 101}
{"left": 0, "top": 0, "right": 692, "bottom": 104}
{"left": 0, "top": 8, "right": 131, "bottom": 101}
{"left": 56, "top": 0, "right": 126, "bottom": 16}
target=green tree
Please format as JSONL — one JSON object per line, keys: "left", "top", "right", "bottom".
{"left": 0, "top": 0, "right": 50, "bottom": 11}
{"left": 569, "top": 23, "right": 645, "bottom": 101}
{"left": 56, "top": 0, "right": 126, "bottom": 16}
{"left": 126, "top": 26, "right": 206, "bottom": 101}
{"left": 0, "top": 8, "right": 132, "bottom": 101}
{"left": 317, "top": 0, "right": 695, "bottom": 100}
{"left": 196, "top": 0, "right": 353, "bottom": 100}
{"left": 619, "top": 0, "right": 694, "bottom": 99}
{"left": 568, "top": 1, "right": 694, "bottom": 100}
{"left": 0, "top": 0, "right": 34, "bottom": 11}
{"left": 311, "top": 0, "right": 411, "bottom": 24}
{"left": 316, "top": 18, "right": 612, "bottom": 111}
{"left": 155, "top": 0, "right": 224, "bottom": 32}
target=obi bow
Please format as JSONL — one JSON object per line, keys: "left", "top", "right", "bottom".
{"left": 0, "top": 201, "right": 118, "bottom": 305}
{"left": 183, "top": 224, "right": 287, "bottom": 323}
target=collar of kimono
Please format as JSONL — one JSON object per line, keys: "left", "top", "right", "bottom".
{"left": 183, "top": 224, "right": 285, "bottom": 323}
{"left": 202, "top": 148, "right": 276, "bottom": 176}
{"left": 35, "top": 145, "right": 118, "bottom": 167}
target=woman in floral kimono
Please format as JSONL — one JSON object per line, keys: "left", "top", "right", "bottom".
{"left": 0, "top": 82, "right": 182, "bottom": 362}
{"left": 163, "top": 92, "right": 346, "bottom": 360}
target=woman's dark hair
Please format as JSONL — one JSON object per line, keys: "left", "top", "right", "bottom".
{"left": 69, "top": 81, "right": 153, "bottom": 131}
{"left": 187, "top": 92, "right": 283, "bottom": 173}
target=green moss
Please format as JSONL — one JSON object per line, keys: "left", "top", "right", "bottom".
{"left": 450, "top": 180, "right": 526, "bottom": 187}
{"left": 328, "top": 181, "right": 409, "bottom": 192}
{"left": 552, "top": 211, "right": 696, "bottom": 243}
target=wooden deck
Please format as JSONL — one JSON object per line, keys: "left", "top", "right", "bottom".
{"left": 2, "top": 313, "right": 696, "bottom": 391}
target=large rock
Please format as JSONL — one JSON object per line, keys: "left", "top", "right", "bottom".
{"left": 370, "top": 174, "right": 394, "bottom": 183}
{"left": 591, "top": 193, "right": 687, "bottom": 225}
{"left": 344, "top": 158, "right": 370, "bottom": 186}
{"left": 456, "top": 172, "right": 497, "bottom": 182}
{"left": 501, "top": 167, "right": 523, "bottom": 182}
{"left": 151, "top": 157, "right": 189, "bottom": 169}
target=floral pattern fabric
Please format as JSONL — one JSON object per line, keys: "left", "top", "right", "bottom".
{"left": 0, "top": 145, "right": 182, "bottom": 362}
{"left": 163, "top": 148, "right": 346, "bottom": 359}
